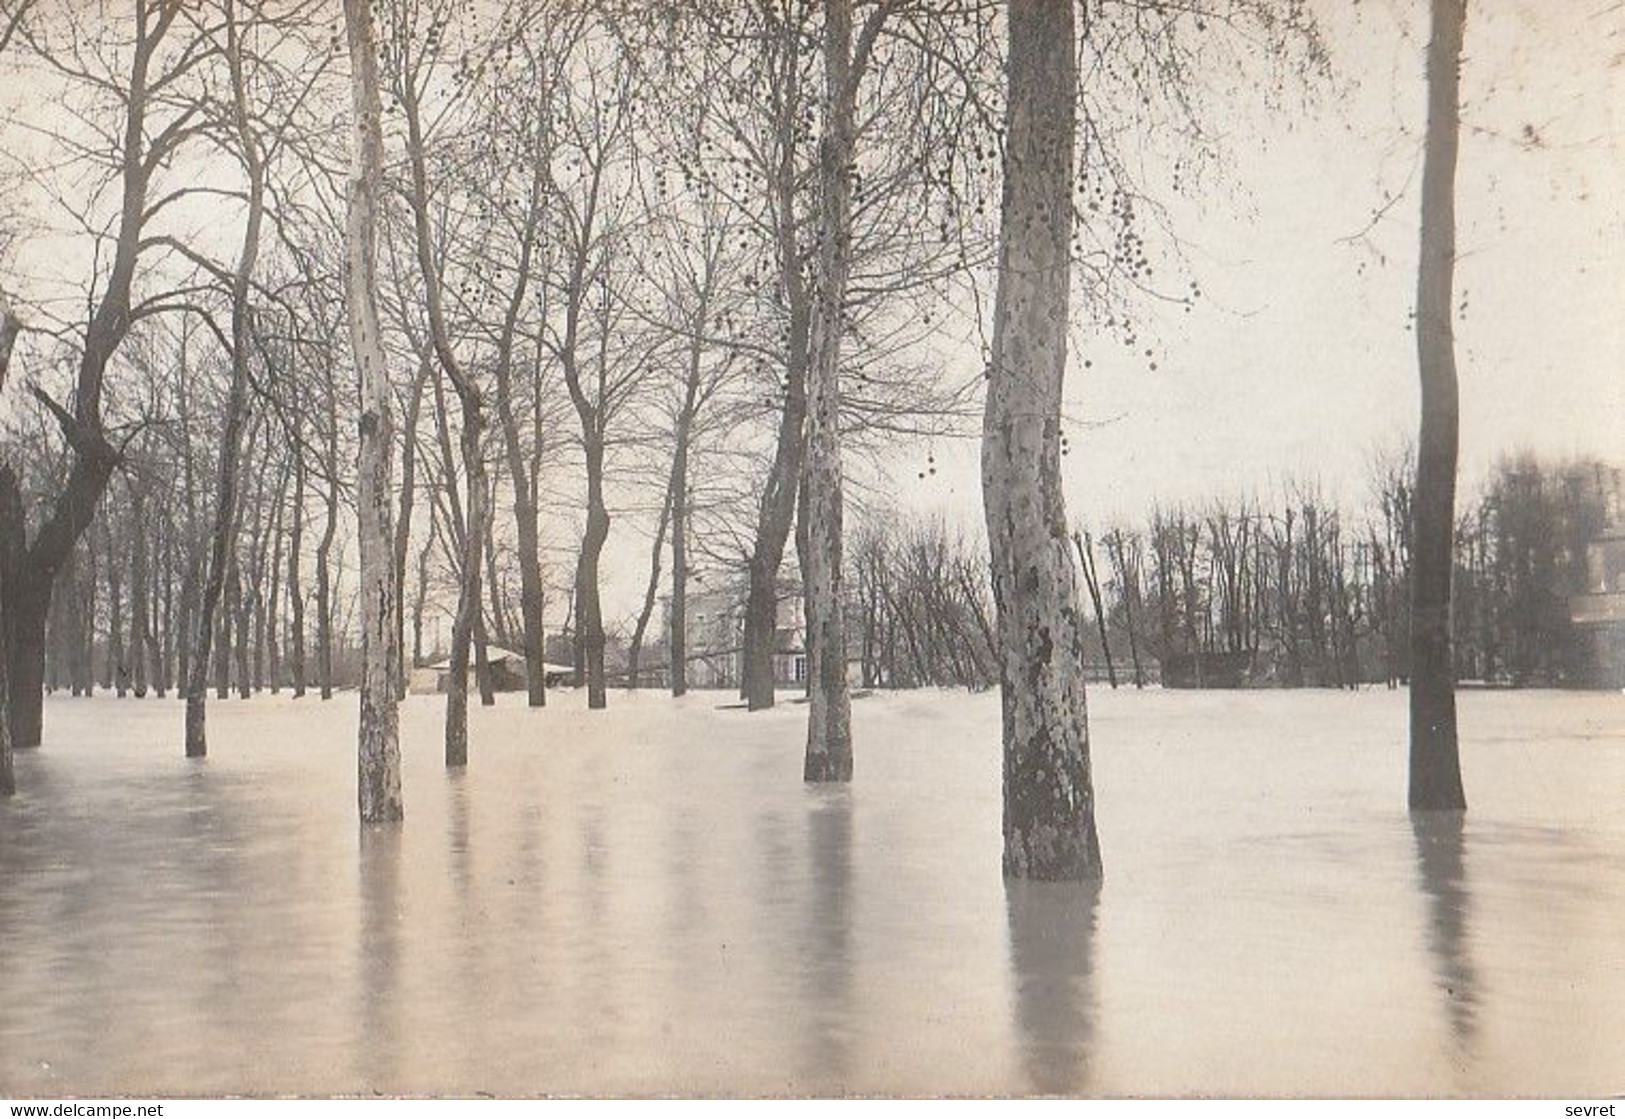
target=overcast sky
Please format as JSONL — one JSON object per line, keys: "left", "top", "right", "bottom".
{"left": 3, "top": 1, "right": 1620, "bottom": 625}
{"left": 904, "top": 0, "right": 1623, "bottom": 535}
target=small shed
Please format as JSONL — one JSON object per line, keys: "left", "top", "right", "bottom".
{"left": 411, "top": 647, "right": 577, "bottom": 694}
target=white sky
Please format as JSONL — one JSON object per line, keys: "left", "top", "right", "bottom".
{"left": 3, "top": 1, "right": 1621, "bottom": 626}
{"left": 900, "top": 0, "right": 1624, "bottom": 537}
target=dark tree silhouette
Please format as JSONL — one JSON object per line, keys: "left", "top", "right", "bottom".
{"left": 1410, "top": 0, "right": 1468, "bottom": 813}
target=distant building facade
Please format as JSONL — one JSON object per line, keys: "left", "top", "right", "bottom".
{"left": 655, "top": 573, "right": 862, "bottom": 691}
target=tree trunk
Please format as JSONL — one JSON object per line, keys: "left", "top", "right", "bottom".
{"left": 982, "top": 0, "right": 1101, "bottom": 881}
{"left": 344, "top": 0, "right": 404, "bottom": 823}
{"left": 129, "top": 485, "right": 150, "bottom": 696}
{"left": 186, "top": 0, "right": 263, "bottom": 755}
{"left": 801, "top": 0, "right": 860, "bottom": 783}
{"left": 392, "top": 360, "right": 427, "bottom": 700}
{"left": 628, "top": 471, "right": 675, "bottom": 691}
{"left": 490, "top": 151, "right": 549, "bottom": 709}
{"left": 575, "top": 435, "right": 610, "bottom": 710}
{"left": 265, "top": 469, "right": 284, "bottom": 694}
{"left": 0, "top": 3, "right": 166, "bottom": 748}
{"left": 670, "top": 471, "right": 689, "bottom": 699}
{"left": 473, "top": 615, "right": 495, "bottom": 707}
{"left": 1410, "top": 0, "right": 1468, "bottom": 813}
{"left": 232, "top": 559, "right": 252, "bottom": 700}
{"left": 105, "top": 517, "right": 126, "bottom": 697}
{"left": 155, "top": 529, "right": 172, "bottom": 697}
{"left": 400, "top": 71, "right": 490, "bottom": 762}
{"left": 213, "top": 585, "right": 231, "bottom": 700}
{"left": 0, "top": 597, "right": 10, "bottom": 794}
{"left": 316, "top": 476, "right": 337, "bottom": 700}
{"left": 742, "top": 26, "right": 813, "bottom": 711}
{"left": 288, "top": 453, "right": 307, "bottom": 698}
{"left": 0, "top": 515, "right": 50, "bottom": 750}
{"left": 1074, "top": 531, "right": 1117, "bottom": 689}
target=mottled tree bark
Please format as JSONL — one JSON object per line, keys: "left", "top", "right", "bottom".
{"left": 982, "top": 0, "right": 1102, "bottom": 881}
{"left": 1410, "top": 0, "right": 1468, "bottom": 813}
{"left": 344, "top": 0, "right": 403, "bottom": 824}
{"left": 801, "top": 0, "right": 862, "bottom": 783}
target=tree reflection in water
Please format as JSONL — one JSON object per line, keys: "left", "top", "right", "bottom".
{"left": 1005, "top": 879, "right": 1100, "bottom": 1095}
{"left": 1411, "top": 812, "right": 1478, "bottom": 1064}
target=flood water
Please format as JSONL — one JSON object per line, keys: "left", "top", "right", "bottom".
{"left": 1, "top": 687, "right": 1622, "bottom": 1097}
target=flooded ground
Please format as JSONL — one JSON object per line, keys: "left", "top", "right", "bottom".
{"left": 0, "top": 687, "right": 1621, "bottom": 1097}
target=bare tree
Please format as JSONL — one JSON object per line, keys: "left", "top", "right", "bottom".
{"left": 1409, "top": 0, "right": 1468, "bottom": 813}
{"left": 185, "top": 0, "right": 271, "bottom": 758}
{"left": 345, "top": 0, "right": 403, "bottom": 822}
{"left": 982, "top": 0, "right": 1100, "bottom": 881}
{"left": 1073, "top": 529, "right": 1116, "bottom": 689}
{"left": 384, "top": 0, "right": 494, "bottom": 761}
{"left": 0, "top": 1, "right": 209, "bottom": 750}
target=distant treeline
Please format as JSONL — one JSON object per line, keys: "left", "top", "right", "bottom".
{"left": 33, "top": 443, "right": 1621, "bottom": 700}
{"left": 852, "top": 451, "right": 1624, "bottom": 691}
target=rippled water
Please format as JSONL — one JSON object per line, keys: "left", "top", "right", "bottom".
{"left": 0, "top": 688, "right": 1621, "bottom": 1097}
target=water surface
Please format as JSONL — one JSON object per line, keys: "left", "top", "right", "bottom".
{"left": 1, "top": 688, "right": 1621, "bottom": 1096}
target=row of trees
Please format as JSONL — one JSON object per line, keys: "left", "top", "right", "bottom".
{"left": 1, "top": 0, "right": 1480, "bottom": 878}
{"left": 1068, "top": 455, "right": 1619, "bottom": 691}
{"left": 42, "top": 443, "right": 1607, "bottom": 712}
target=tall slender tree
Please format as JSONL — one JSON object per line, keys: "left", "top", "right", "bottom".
{"left": 185, "top": 0, "right": 267, "bottom": 759}
{"left": 982, "top": 0, "right": 1101, "bottom": 880}
{"left": 345, "top": 0, "right": 404, "bottom": 823}
{"left": 1409, "top": 0, "right": 1468, "bottom": 813}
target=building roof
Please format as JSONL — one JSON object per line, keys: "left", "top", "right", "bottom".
{"left": 426, "top": 646, "right": 574, "bottom": 674}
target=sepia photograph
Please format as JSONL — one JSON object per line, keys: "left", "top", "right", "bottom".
{"left": 0, "top": 0, "right": 1620, "bottom": 1102}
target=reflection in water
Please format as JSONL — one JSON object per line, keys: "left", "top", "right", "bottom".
{"left": 801, "top": 790, "right": 854, "bottom": 1085}
{"left": 4, "top": 692, "right": 1623, "bottom": 1095}
{"left": 446, "top": 769, "right": 472, "bottom": 894}
{"left": 1005, "top": 880, "right": 1100, "bottom": 1096}
{"left": 1411, "top": 813, "right": 1479, "bottom": 1058}
{"left": 356, "top": 827, "right": 404, "bottom": 1092}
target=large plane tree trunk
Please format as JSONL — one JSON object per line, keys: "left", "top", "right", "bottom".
{"left": 801, "top": 0, "right": 861, "bottom": 783}
{"left": 982, "top": 0, "right": 1102, "bottom": 881}
{"left": 344, "top": 0, "right": 404, "bottom": 823}
{"left": 1409, "top": 0, "right": 1468, "bottom": 813}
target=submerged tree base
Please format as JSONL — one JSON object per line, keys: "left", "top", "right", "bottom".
{"left": 803, "top": 750, "right": 853, "bottom": 783}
